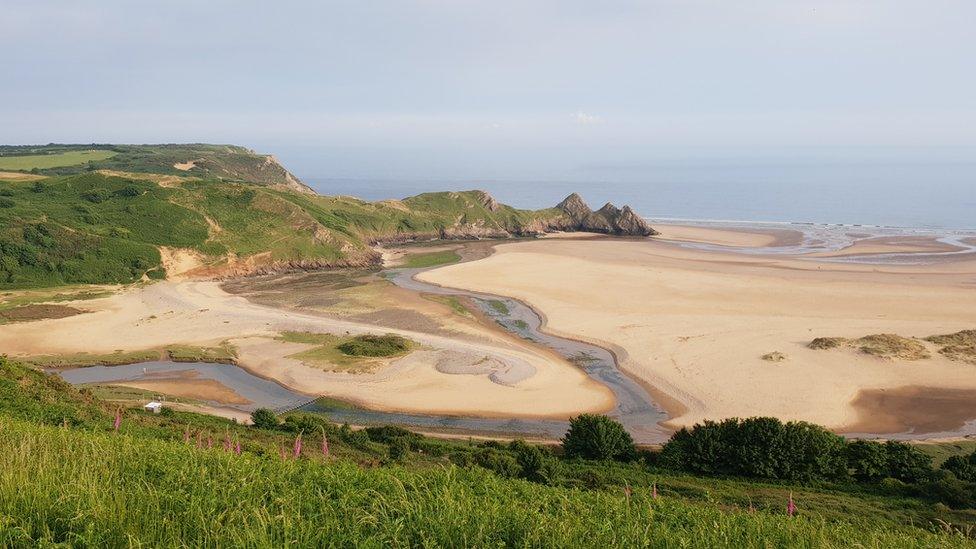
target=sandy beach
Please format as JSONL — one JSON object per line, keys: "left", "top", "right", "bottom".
{"left": 0, "top": 280, "right": 613, "bottom": 419}
{"left": 419, "top": 231, "right": 976, "bottom": 434}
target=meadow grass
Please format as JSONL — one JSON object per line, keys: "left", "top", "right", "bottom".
{"left": 402, "top": 249, "right": 461, "bottom": 268}
{"left": 0, "top": 150, "right": 116, "bottom": 170}
{"left": 0, "top": 419, "right": 970, "bottom": 548}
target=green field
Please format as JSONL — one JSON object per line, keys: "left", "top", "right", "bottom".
{"left": 0, "top": 150, "right": 116, "bottom": 170}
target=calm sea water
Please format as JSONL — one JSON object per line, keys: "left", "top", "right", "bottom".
{"left": 306, "top": 162, "right": 976, "bottom": 230}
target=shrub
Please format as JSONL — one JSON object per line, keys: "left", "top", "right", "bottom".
{"left": 846, "top": 440, "right": 889, "bottom": 482}
{"left": 365, "top": 425, "right": 421, "bottom": 445}
{"left": 115, "top": 185, "right": 142, "bottom": 197}
{"left": 0, "top": 197, "right": 14, "bottom": 208}
{"left": 883, "top": 441, "right": 933, "bottom": 483}
{"left": 562, "top": 414, "right": 636, "bottom": 462}
{"left": 336, "top": 334, "right": 410, "bottom": 357}
{"left": 81, "top": 188, "right": 110, "bottom": 203}
{"left": 473, "top": 448, "right": 521, "bottom": 478}
{"left": 659, "top": 417, "right": 848, "bottom": 482}
{"left": 250, "top": 408, "right": 279, "bottom": 430}
{"left": 30, "top": 181, "right": 47, "bottom": 193}
{"left": 388, "top": 438, "right": 410, "bottom": 462}
{"left": 943, "top": 452, "right": 976, "bottom": 482}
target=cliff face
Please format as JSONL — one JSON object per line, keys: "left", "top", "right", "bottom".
{"left": 548, "top": 193, "right": 658, "bottom": 236}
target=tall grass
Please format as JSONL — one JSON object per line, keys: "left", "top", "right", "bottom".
{"left": 0, "top": 419, "right": 969, "bottom": 547}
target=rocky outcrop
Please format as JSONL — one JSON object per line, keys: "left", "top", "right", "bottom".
{"left": 551, "top": 193, "right": 658, "bottom": 236}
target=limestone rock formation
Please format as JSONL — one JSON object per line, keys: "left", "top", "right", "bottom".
{"left": 553, "top": 194, "right": 657, "bottom": 236}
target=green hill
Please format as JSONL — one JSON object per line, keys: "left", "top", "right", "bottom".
{"left": 0, "top": 143, "right": 313, "bottom": 194}
{"left": 0, "top": 356, "right": 973, "bottom": 547}
{"left": 0, "top": 145, "right": 654, "bottom": 289}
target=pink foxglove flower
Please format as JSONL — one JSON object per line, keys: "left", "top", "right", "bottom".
{"left": 652, "top": 483, "right": 658, "bottom": 500}
{"left": 235, "top": 441, "right": 242, "bottom": 455}
{"left": 293, "top": 433, "right": 303, "bottom": 458}
{"left": 787, "top": 492, "right": 797, "bottom": 517}
{"left": 113, "top": 408, "right": 122, "bottom": 431}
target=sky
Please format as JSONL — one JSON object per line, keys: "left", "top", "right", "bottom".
{"left": 3, "top": 1, "right": 976, "bottom": 181}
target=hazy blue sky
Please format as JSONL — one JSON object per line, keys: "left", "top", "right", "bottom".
{"left": 3, "top": 1, "right": 975, "bottom": 180}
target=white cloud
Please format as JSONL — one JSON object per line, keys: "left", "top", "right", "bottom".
{"left": 572, "top": 111, "right": 603, "bottom": 125}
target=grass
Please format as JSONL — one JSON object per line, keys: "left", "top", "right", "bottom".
{"left": 809, "top": 334, "right": 932, "bottom": 360}
{"left": 0, "top": 150, "right": 116, "bottom": 170}
{"left": 1, "top": 420, "right": 972, "bottom": 548}
{"left": 2, "top": 356, "right": 976, "bottom": 545}
{"left": 423, "top": 294, "right": 472, "bottom": 317}
{"left": 337, "top": 334, "right": 411, "bottom": 357}
{"left": 165, "top": 343, "right": 238, "bottom": 364}
{"left": 401, "top": 249, "right": 461, "bottom": 268}
{"left": 762, "top": 351, "right": 787, "bottom": 362}
{"left": 487, "top": 299, "right": 510, "bottom": 315}
{"left": 20, "top": 349, "right": 163, "bottom": 369}
{"left": 925, "top": 330, "right": 976, "bottom": 365}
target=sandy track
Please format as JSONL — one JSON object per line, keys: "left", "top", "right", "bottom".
{"left": 419, "top": 236, "right": 976, "bottom": 432}
{"left": 0, "top": 280, "right": 612, "bottom": 419}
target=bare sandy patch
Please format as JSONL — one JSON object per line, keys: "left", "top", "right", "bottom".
{"left": 173, "top": 160, "right": 198, "bottom": 171}
{"left": 95, "top": 169, "right": 190, "bottom": 188}
{"left": 654, "top": 224, "right": 801, "bottom": 248}
{"left": 115, "top": 378, "right": 251, "bottom": 405}
{"left": 418, "top": 235, "right": 976, "bottom": 432}
{"left": 158, "top": 247, "right": 208, "bottom": 281}
{"left": 0, "top": 171, "right": 46, "bottom": 181}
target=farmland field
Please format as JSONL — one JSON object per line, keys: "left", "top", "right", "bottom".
{"left": 0, "top": 150, "right": 117, "bottom": 170}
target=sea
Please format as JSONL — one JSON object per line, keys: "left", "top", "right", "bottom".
{"left": 305, "top": 161, "right": 976, "bottom": 231}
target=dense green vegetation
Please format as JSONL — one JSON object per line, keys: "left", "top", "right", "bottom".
{"left": 336, "top": 334, "right": 411, "bottom": 357}
{"left": 2, "top": 355, "right": 976, "bottom": 545}
{"left": 0, "top": 168, "right": 567, "bottom": 289}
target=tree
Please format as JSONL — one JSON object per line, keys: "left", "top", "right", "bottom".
{"left": 562, "top": 414, "right": 635, "bottom": 461}
{"left": 846, "top": 440, "right": 889, "bottom": 482}
{"left": 250, "top": 408, "right": 279, "bottom": 430}
{"left": 883, "top": 441, "right": 932, "bottom": 483}
{"left": 942, "top": 453, "right": 976, "bottom": 482}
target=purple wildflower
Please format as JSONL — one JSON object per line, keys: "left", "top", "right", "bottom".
{"left": 113, "top": 408, "right": 122, "bottom": 432}
{"left": 787, "top": 492, "right": 797, "bottom": 517}
{"left": 293, "top": 433, "right": 303, "bottom": 458}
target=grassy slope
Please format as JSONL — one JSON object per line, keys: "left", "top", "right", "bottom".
{"left": 0, "top": 144, "right": 304, "bottom": 189}
{"left": 0, "top": 171, "right": 566, "bottom": 289}
{"left": 0, "top": 357, "right": 974, "bottom": 546}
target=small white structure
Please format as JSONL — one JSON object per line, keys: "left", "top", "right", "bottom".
{"left": 144, "top": 401, "right": 163, "bottom": 414}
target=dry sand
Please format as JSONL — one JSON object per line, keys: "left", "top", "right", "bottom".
{"left": 0, "top": 280, "right": 612, "bottom": 419}
{"left": 419, "top": 234, "right": 976, "bottom": 433}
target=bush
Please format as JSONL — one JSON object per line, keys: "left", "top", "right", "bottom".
{"left": 388, "top": 438, "right": 410, "bottom": 462}
{"left": 365, "top": 425, "right": 421, "bottom": 445}
{"left": 336, "top": 334, "right": 410, "bottom": 357}
{"left": 847, "top": 440, "right": 889, "bottom": 482}
{"left": 81, "top": 188, "right": 110, "bottom": 203}
{"left": 250, "top": 408, "right": 279, "bottom": 430}
{"left": 659, "top": 417, "right": 848, "bottom": 482}
{"left": 883, "top": 441, "right": 933, "bottom": 483}
{"left": 942, "top": 451, "right": 976, "bottom": 482}
{"left": 0, "top": 197, "right": 14, "bottom": 208}
{"left": 115, "top": 185, "right": 142, "bottom": 197}
{"left": 473, "top": 448, "right": 521, "bottom": 478}
{"left": 562, "top": 414, "right": 636, "bottom": 462}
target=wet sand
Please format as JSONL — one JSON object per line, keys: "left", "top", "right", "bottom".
{"left": 845, "top": 386, "right": 976, "bottom": 435}
{"left": 654, "top": 223, "right": 803, "bottom": 248}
